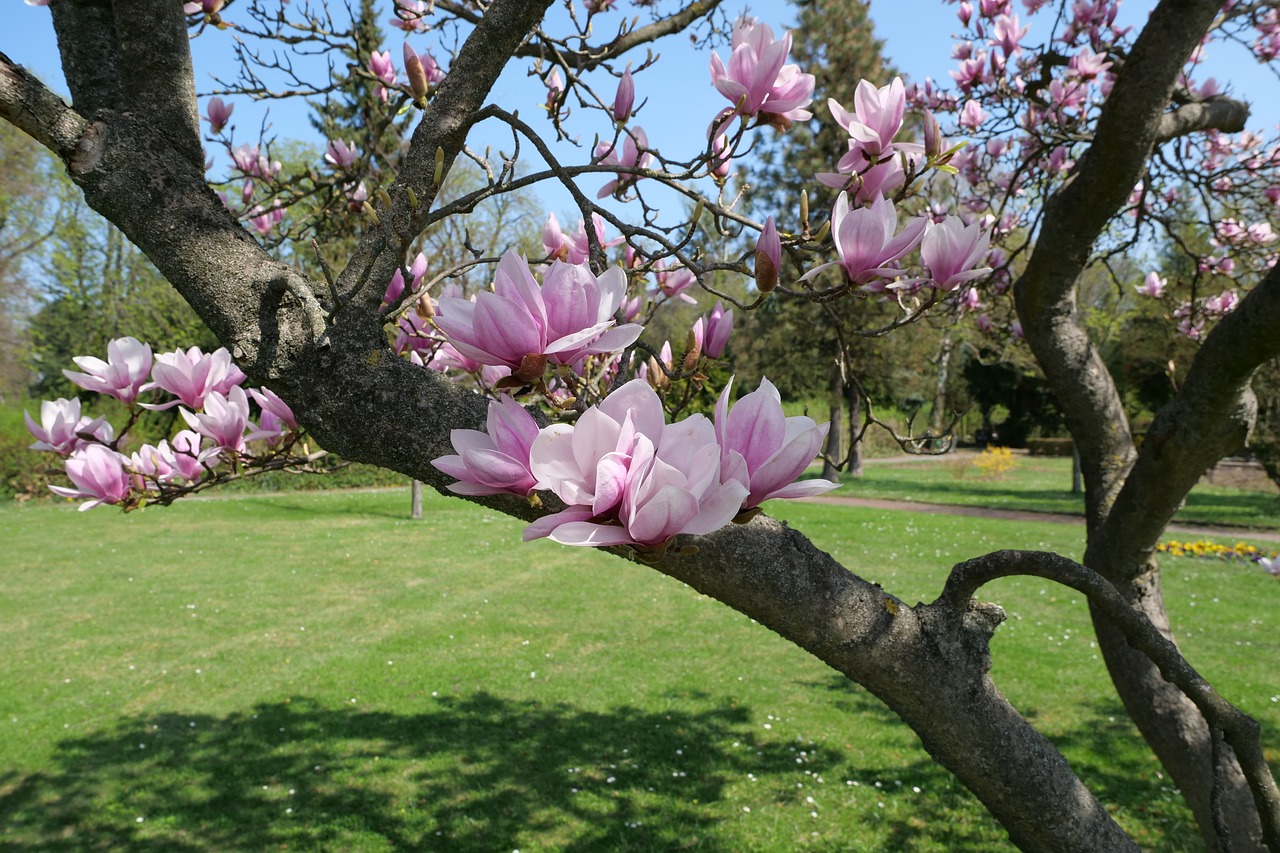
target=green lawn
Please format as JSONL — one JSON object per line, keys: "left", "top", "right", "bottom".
{"left": 834, "top": 453, "right": 1280, "bottom": 530}
{"left": 1, "top": 490, "right": 1276, "bottom": 851}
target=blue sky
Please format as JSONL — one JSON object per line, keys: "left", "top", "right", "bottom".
{"left": 6, "top": 1, "right": 1277, "bottom": 222}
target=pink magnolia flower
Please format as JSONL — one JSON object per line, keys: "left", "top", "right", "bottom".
{"left": 542, "top": 213, "right": 623, "bottom": 265}
{"left": 431, "top": 395, "right": 540, "bottom": 496}
{"left": 181, "top": 386, "right": 252, "bottom": 452}
{"left": 1204, "top": 289, "right": 1240, "bottom": 316}
{"left": 419, "top": 50, "right": 446, "bottom": 85}
{"left": 183, "top": 0, "right": 224, "bottom": 16}
{"left": 827, "top": 77, "right": 906, "bottom": 163}
{"left": 390, "top": 0, "right": 432, "bottom": 32}
{"left": 1069, "top": 46, "right": 1111, "bottom": 80}
{"left": 709, "top": 130, "right": 733, "bottom": 179}
{"left": 167, "top": 430, "right": 220, "bottom": 483}
{"left": 545, "top": 68, "right": 564, "bottom": 110}
{"left": 1135, "top": 271, "right": 1167, "bottom": 297}
{"left": 249, "top": 387, "right": 300, "bottom": 433}
{"left": 991, "top": 13, "right": 1029, "bottom": 57}
{"left": 653, "top": 260, "right": 699, "bottom": 304}
{"left": 49, "top": 444, "right": 133, "bottom": 511}
{"left": 383, "top": 252, "right": 429, "bottom": 306}
{"left": 920, "top": 216, "right": 992, "bottom": 291}
{"left": 595, "top": 128, "right": 653, "bottom": 198}
{"left": 703, "top": 300, "right": 734, "bottom": 359}
{"left": 802, "top": 192, "right": 926, "bottom": 287}
{"left": 1178, "top": 317, "right": 1204, "bottom": 340}
{"left": 25, "top": 398, "right": 113, "bottom": 456}
{"left": 131, "top": 437, "right": 219, "bottom": 487}
{"left": 715, "top": 377, "right": 839, "bottom": 508}
{"left": 141, "top": 346, "right": 246, "bottom": 410}
{"left": 709, "top": 18, "right": 815, "bottom": 130}
{"left": 613, "top": 67, "right": 635, "bottom": 123}
{"left": 64, "top": 337, "right": 153, "bottom": 405}
{"left": 959, "top": 99, "right": 986, "bottom": 130}
{"left": 325, "top": 139, "right": 359, "bottom": 170}
{"left": 204, "top": 97, "right": 233, "bottom": 134}
{"left": 369, "top": 50, "right": 397, "bottom": 102}
{"left": 524, "top": 380, "right": 749, "bottom": 548}
{"left": 818, "top": 151, "right": 915, "bottom": 204}
{"left": 433, "top": 250, "right": 643, "bottom": 373}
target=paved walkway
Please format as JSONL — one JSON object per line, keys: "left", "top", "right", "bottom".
{"left": 803, "top": 493, "right": 1280, "bottom": 543}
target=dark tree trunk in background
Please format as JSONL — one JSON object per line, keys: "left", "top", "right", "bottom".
{"left": 821, "top": 359, "right": 842, "bottom": 482}
{"left": 846, "top": 375, "right": 863, "bottom": 477}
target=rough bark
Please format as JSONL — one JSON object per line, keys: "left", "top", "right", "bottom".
{"left": 1013, "top": 0, "right": 1274, "bottom": 847}
{"left": 2, "top": 0, "right": 1275, "bottom": 849}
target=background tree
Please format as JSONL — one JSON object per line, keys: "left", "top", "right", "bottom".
{"left": 0, "top": 121, "right": 60, "bottom": 402}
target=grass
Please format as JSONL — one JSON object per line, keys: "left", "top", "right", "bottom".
{"left": 835, "top": 453, "right": 1280, "bottom": 531}
{"left": 1, "top": 489, "right": 1277, "bottom": 851}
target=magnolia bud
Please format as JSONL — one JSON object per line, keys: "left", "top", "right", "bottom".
{"left": 414, "top": 294, "right": 435, "bottom": 320}
{"left": 646, "top": 356, "right": 669, "bottom": 390}
{"left": 613, "top": 67, "right": 635, "bottom": 124}
{"left": 754, "top": 216, "right": 781, "bottom": 293}
{"left": 799, "top": 189, "right": 809, "bottom": 232}
{"left": 434, "top": 147, "right": 445, "bottom": 186}
{"left": 403, "top": 42, "right": 429, "bottom": 104}
{"left": 681, "top": 328, "right": 702, "bottom": 372}
{"left": 923, "top": 110, "right": 943, "bottom": 159}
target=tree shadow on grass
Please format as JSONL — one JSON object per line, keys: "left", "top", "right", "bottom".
{"left": 808, "top": 674, "right": 1200, "bottom": 851}
{"left": 0, "top": 693, "right": 838, "bottom": 852}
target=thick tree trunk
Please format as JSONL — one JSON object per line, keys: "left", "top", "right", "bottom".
{"left": 1090, "top": 578, "right": 1263, "bottom": 851}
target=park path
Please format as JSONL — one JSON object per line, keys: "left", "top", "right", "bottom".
{"left": 802, "top": 493, "right": 1280, "bottom": 543}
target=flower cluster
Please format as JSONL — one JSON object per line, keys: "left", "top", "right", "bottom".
{"left": 28, "top": 338, "right": 303, "bottom": 511}
{"left": 432, "top": 250, "right": 643, "bottom": 382}
{"left": 431, "top": 377, "right": 839, "bottom": 551}
{"left": 1157, "top": 539, "right": 1280, "bottom": 577}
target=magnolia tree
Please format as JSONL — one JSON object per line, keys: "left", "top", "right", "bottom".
{"left": 6, "top": 0, "right": 1280, "bottom": 849}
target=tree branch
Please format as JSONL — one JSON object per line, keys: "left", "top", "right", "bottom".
{"left": 0, "top": 53, "right": 88, "bottom": 156}
{"left": 334, "top": 0, "right": 557, "bottom": 312}
{"left": 1155, "top": 96, "right": 1251, "bottom": 143}
{"left": 1093, "top": 264, "right": 1280, "bottom": 578}
{"left": 111, "top": 0, "right": 204, "bottom": 167}
{"left": 435, "top": 0, "right": 725, "bottom": 70}
{"left": 938, "top": 549, "right": 1280, "bottom": 851}
{"left": 49, "top": 0, "right": 123, "bottom": 112}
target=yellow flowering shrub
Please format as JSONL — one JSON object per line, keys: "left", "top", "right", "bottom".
{"left": 973, "top": 446, "right": 1016, "bottom": 479}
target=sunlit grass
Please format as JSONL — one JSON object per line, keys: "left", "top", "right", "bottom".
{"left": 834, "top": 453, "right": 1280, "bottom": 530}
{"left": 1, "top": 489, "right": 1275, "bottom": 851}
